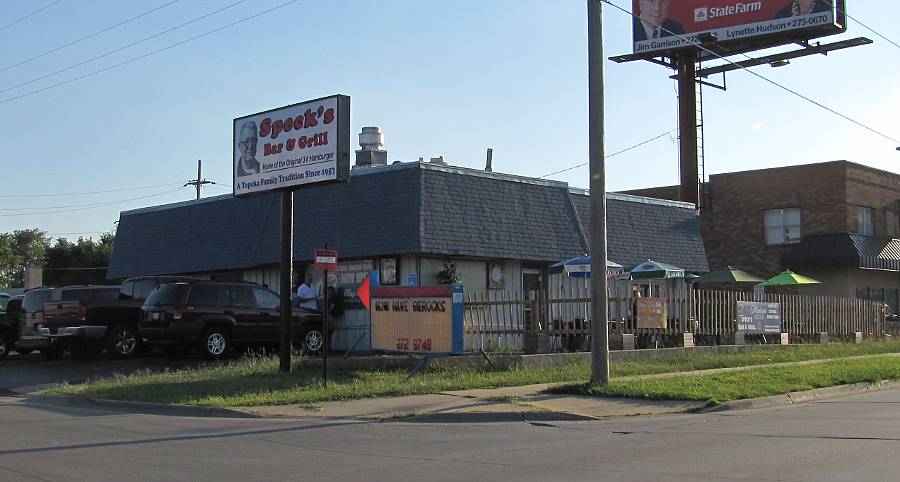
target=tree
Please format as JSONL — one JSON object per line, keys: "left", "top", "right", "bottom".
{"left": 44, "top": 233, "right": 115, "bottom": 286}
{"left": 0, "top": 229, "right": 48, "bottom": 288}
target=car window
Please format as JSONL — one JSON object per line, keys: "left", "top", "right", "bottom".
{"left": 187, "top": 285, "right": 219, "bottom": 307}
{"left": 252, "top": 288, "right": 280, "bottom": 310}
{"left": 119, "top": 281, "right": 135, "bottom": 299}
{"left": 95, "top": 288, "right": 120, "bottom": 301}
{"left": 0, "top": 296, "right": 9, "bottom": 312}
{"left": 62, "top": 289, "right": 94, "bottom": 303}
{"left": 135, "top": 280, "right": 156, "bottom": 300}
{"left": 224, "top": 287, "right": 253, "bottom": 308}
{"left": 23, "top": 290, "right": 52, "bottom": 313}
{"left": 145, "top": 285, "right": 183, "bottom": 306}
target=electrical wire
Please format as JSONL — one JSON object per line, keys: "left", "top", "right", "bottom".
{"left": 47, "top": 231, "right": 109, "bottom": 236}
{"left": 836, "top": 5, "right": 900, "bottom": 51}
{"left": 539, "top": 129, "right": 676, "bottom": 179}
{"left": 0, "top": 187, "right": 189, "bottom": 217}
{"left": 0, "top": 0, "right": 302, "bottom": 105}
{"left": 0, "top": 182, "right": 184, "bottom": 198}
{"left": 0, "top": 1, "right": 181, "bottom": 74}
{"left": 0, "top": 0, "right": 248, "bottom": 96}
{"left": 602, "top": 0, "right": 900, "bottom": 146}
{"left": 0, "top": 0, "right": 64, "bottom": 32}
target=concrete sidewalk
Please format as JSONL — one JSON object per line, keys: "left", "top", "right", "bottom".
{"left": 237, "top": 383, "right": 706, "bottom": 420}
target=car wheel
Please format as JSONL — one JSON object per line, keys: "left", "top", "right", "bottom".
{"left": 0, "top": 333, "right": 10, "bottom": 361}
{"left": 199, "top": 326, "right": 229, "bottom": 360}
{"left": 106, "top": 323, "right": 140, "bottom": 358}
{"left": 70, "top": 340, "right": 103, "bottom": 360}
{"left": 301, "top": 326, "right": 325, "bottom": 356}
{"left": 40, "top": 341, "right": 65, "bottom": 360}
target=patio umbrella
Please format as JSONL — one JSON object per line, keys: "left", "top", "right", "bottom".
{"left": 626, "top": 260, "right": 685, "bottom": 280}
{"left": 694, "top": 266, "right": 764, "bottom": 285}
{"left": 549, "top": 256, "right": 624, "bottom": 278}
{"left": 758, "top": 270, "right": 821, "bottom": 286}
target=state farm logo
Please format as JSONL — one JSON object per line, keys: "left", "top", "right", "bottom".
{"left": 695, "top": 7, "right": 709, "bottom": 22}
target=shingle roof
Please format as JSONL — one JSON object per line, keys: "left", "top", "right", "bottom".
{"left": 108, "top": 163, "right": 708, "bottom": 278}
{"left": 783, "top": 233, "right": 900, "bottom": 272}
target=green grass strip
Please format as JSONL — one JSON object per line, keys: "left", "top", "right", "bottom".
{"left": 45, "top": 341, "right": 900, "bottom": 408}
{"left": 557, "top": 355, "right": 900, "bottom": 404}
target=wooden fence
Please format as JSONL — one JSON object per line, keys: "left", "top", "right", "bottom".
{"left": 463, "top": 288, "right": 885, "bottom": 352}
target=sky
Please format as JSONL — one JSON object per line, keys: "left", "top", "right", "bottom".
{"left": 1, "top": 0, "right": 898, "bottom": 239}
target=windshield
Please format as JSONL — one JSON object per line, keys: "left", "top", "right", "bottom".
{"left": 144, "top": 285, "right": 183, "bottom": 307}
{"left": 0, "top": 295, "right": 9, "bottom": 312}
{"left": 23, "top": 290, "right": 52, "bottom": 313}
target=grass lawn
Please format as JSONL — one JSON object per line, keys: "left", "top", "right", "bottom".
{"left": 555, "top": 355, "right": 900, "bottom": 405}
{"left": 45, "top": 342, "right": 900, "bottom": 408}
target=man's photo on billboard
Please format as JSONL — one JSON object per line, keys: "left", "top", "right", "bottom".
{"left": 235, "top": 120, "right": 260, "bottom": 177}
{"left": 633, "top": 0, "right": 685, "bottom": 41}
{"left": 775, "top": 0, "right": 833, "bottom": 19}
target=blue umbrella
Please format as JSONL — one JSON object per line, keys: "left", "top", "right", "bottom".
{"left": 550, "top": 256, "right": 624, "bottom": 278}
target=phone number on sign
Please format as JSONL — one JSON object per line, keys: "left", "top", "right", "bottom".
{"left": 396, "top": 338, "right": 432, "bottom": 351}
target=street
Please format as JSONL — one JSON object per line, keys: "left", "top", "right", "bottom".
{"left": 2, "top": 388, "right": 900, "bottom": 481}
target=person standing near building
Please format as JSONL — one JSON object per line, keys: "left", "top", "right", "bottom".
{"left": 296, "top": 274, "right": 318, "bottom": 311}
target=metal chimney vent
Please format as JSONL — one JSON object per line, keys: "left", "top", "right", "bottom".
{"left": 355, "top": 126, "right": 388, "bottom": 168}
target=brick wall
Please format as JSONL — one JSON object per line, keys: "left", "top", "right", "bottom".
{"left": 702, "top": 162, "right": 849, "bottom": 277}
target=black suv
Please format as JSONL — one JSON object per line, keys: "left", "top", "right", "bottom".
{"left": 140, "top": 280, "right": 325, "bottom": 359}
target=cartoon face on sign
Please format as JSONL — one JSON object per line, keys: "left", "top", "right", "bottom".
{"left": 235, "top": 121, "right": 260, "bottom": 177}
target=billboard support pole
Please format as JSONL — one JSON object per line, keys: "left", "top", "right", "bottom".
{"left": 588, "top": 0, "right": 610, "bottom": 386}
{"left": 279, "top": 190, "right": 294, "bottom": 373}
{"left": 677, "top": 52, "right": 700, "bottom": 207}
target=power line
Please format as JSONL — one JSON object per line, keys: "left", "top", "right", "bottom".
{"left": 0, "top": 187, "right": 188, "bottom": 217}
{"left": 0, "top": 182, "right": 184, "bottom": 198}
{"left": 47, "top": 231, "right": 109, "bottom": 236}
{"left": 0, "top": 0, "right": 64, "bottom": 32}
{"left": 539, "top": 129, "right": 676, "bottom": 179}
{"left": 0, "top": 1, "right": 181, "bottom": 74}
{"left": 836, "top": 5, "right": 900, "bottom": 52}
{"left": 0, "top": 0, "right": 303, "bottom": 105}
{"left": 602, "top": 0, "right": 900, "bottom": 146}
{"left": 0, "top": 0, "right": 249, "bottom": 96}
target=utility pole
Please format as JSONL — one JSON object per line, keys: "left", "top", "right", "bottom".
{"left": 588, "top": 0, "right": 609, "bottom": 385}
{"left": 184, "top": 159, "right": 214, "bottom": 199}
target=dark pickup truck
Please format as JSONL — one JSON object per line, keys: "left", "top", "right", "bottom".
{"left": 39, "top": 276, "right": 195, "bottom": 359}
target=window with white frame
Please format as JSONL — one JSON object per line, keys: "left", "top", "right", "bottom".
{"left": 764, "top": 208, "right": 801, "bottom": 245}
{"left": 856, "top": 206, "right": 874, "bottom": 236}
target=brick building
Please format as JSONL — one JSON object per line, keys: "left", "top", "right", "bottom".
{"left": 624, "top": 161, "right": 900, "bottom": 311}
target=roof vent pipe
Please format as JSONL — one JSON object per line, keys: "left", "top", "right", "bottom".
{"left": 354, "top": 126, "right": 387, "bottom": 168}
{"left": 485, "top": 148, "right": 493, "bottom": 172}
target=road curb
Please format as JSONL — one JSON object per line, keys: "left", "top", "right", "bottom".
{"left": 698, "top": 380, "right": 900, "bottom": 413}
{"left": 20, "top": 393, "right": 260, "bottom": 419}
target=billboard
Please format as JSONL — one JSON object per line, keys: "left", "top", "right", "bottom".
{"left": 233, "top": 95, "right": 350, "bottom": 197}
{"left": 632, "top": 0, "right": 847, "bottom": 56}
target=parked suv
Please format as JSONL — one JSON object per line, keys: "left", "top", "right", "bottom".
{"left": 0, "top": 295, "right": 23, "bottom": 360}
{"left": 140, "top": 280, "right": 325, "bottom": 359}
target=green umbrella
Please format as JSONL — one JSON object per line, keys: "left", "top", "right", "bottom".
{"left": 694, "top": 266, "right": 764, "bottom": 285}
{"left": 758, "top": 270, "right": 821, "bottom": 287}
{"left": 626, "top": 260, "right": 685, "bottom": 280}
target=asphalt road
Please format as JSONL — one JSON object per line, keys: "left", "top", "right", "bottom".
{"left": 3, "top": 388, "right": 900, "bottom": 481}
